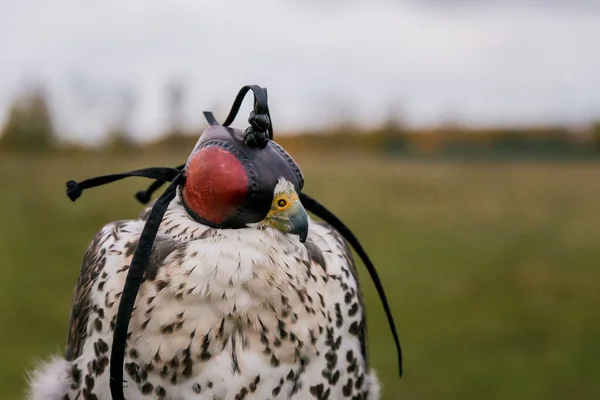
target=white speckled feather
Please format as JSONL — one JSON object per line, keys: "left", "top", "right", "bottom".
{"left": 27, "top": 192, "right": 380, "bottom": 400}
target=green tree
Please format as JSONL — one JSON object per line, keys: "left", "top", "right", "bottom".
{"left": 592, "top": 121, "right": 600, "bottom": 152}
{"left": 0, "top": 88, "right": 55, "bottom": 152}
{"left": 103, "top": 126, "right": 137, "bottom": 154}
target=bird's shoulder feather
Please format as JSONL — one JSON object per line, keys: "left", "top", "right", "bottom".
{"left": 306, "top": 220, "right": 370, "bottom": 368}
{"left": 65, "top": 221, "right": 128, "bottom": 360}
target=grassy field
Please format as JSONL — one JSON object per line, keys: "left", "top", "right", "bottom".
{"left": 1, "top": 150, "right": 599, "bottom": 399}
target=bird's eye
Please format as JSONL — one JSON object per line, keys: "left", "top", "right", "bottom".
{"left": 277, "top": 199, "right": 287, "bottom": 208}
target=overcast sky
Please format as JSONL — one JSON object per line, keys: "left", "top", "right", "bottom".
{"left": 1, "top": 0, "right": 599, "bottom": 144}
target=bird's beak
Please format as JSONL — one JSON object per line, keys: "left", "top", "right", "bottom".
{"left": 266, "top": 199, "right": 309, "bottom": 243}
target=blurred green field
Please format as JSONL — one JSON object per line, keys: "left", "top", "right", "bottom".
{"left": 1, "top": 151, "right": 599, "bottom": 399}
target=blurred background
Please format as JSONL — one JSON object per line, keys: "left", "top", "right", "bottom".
{"left": 1, "top": 1, "right": 599, "bottom": 398}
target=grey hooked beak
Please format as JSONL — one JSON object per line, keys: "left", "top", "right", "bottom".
{"left": 287, "top": 200, "right": 309, "bottom": 243}
{"left": 267, "top": 199, "right": 309, "bottom": 243}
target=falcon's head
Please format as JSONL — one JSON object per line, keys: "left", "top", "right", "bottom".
{"left": 256, "top": 177, "right": 309, "bottom": 243}
{"left": 181, "top": 145, "right": 308, "bottom": 242}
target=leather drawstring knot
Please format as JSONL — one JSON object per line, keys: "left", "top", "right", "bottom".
{"left": 244, "top": 111, "right": 270, "bottom": 148}
{"left": 66, "top": 180, "right": 83, "bottom": 201}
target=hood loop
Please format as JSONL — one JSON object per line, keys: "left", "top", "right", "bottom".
{"left": 203, "top": 85, "right": 272, "bottom": 149}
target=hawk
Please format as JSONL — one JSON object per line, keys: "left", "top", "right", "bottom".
{"left": 26, "top": 85, "right": 401, "bottom": 400}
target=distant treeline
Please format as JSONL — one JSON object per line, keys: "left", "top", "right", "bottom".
{"left": 1, "top": 87, "right": 600, "bottom": 159}
{"left": 135, "top": 122, "right": 600, "bottom": 160}
{"left": 274, "top": 123, "right": 600, "bottom": 159}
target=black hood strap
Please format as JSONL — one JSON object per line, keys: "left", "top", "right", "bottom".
{"left": 109, "top": 174, "right": 184, "bottom": 400}
{"left": 135, "top": 164, "right": 186, "bottom": 204}
{"left": 65, "top": 167, "right": 185, "bottom": 400}
{"left": 66, "top": 167, "right": 181, "bottom": 202}
{"left": 299, "top": 192, "right": 403, "bottom": 378}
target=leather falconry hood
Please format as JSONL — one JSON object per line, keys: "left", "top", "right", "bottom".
{"left": 180, "top": 121, "right": 304, "bottom": 229}
{"left": 64, "top": 84, "right": 402, "bottom": 400}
